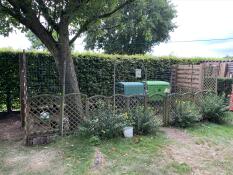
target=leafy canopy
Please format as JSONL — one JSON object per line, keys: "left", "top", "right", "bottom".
{"left": 0, "top": 0, "right": 134, "bottom": 52}
{"left": 84, "top": 0, "right": 176, "bottom": 54}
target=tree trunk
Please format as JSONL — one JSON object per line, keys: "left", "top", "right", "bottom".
{"left": 51, "top": 21, "right": 84, "bottom": 131}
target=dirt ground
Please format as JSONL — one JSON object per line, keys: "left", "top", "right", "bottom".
{"left": 0, "top": 113, "right": 65, "bottom": 175}
{"left": 0, "top": 112, "right": 24, "bottom": 141}
{"left": 160, "top": 127, "right": 233, "bottom": 175}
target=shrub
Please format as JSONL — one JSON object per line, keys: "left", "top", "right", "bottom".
{"left": 200, "top": 94, "right": 228, "bottom": 123}
{"left": 128, "top": 106, "right": 160, "bottom": 135}
{"left": 79, "top": 101, "right": 124, "bottom": 139}
{"left": 217, "top": 78, "right": 233, "bottom": 96}
{"left": 0, "top": 49, "right": 226, "bottom": 111}
{"left": 171, "top": 101, "right": 201, "bottom": 128}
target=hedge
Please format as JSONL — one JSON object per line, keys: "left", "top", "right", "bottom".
{"left": 0, "top": 49, "right": 227, "bottom": 112}
{"left": 217, "top": 78, "right": 233, "bottom": 96}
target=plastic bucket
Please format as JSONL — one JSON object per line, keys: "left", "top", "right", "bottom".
{"left": 123, "top": 127, "right": 133, "bottom": 138}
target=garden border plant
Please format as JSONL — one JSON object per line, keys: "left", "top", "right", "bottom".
{"left": 199, "top": 93, "right": 229, "bottom": 123}
{"left": 170, "top": 101, "right": 202, "bottom": 128}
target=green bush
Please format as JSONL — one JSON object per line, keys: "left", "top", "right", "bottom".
{"left": 79, "top": 101, "right": 124, "bottom": 139}
{"left": 200, "top": 94, "right": 228, "bottom": 123}
{"left": 171, "top": 101, "right": 201, "bottom": 128}
{"left": 128, "top": 106, "right": 160, "bottom": 135}
{"left": 0, "top": 49, "right": 228, "bottom": 111}
{"left": 217, "top": 78, "right": 233, "bottom": 96}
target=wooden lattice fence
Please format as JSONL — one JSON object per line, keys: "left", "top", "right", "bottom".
{"left": 171, "top": 63, "right": 220, "bottom": 93}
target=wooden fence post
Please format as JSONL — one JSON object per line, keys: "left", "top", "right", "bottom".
{"left": 199, "top": 63, "right": 204, "bottom": 91}
{"left": 126, "top": 96, "right": 130, "bottom": 113}
{"left": 19, "top": 50, "right": 27, "bottom": 128}
{"left": 163, "top": 93, "right": 169, "bottom": 126}
{"left": 60, "top": 61, "right": 66, "bottom": 136}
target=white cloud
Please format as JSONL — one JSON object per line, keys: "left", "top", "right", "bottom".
{"left": 0, "top": 31, "right": 31, "bottom": 49}
{"left": 153, "top": 0, "right": 233, "bottom": 57}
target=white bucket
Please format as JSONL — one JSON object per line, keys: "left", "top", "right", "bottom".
{"left": 123, "top": 127, "right": 133, "bottom": 138}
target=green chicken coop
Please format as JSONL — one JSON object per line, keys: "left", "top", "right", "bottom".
{"left": 145, "top": 81, "right": 170, "bottom": 101}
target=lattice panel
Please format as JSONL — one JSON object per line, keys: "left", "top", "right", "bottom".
{"left": 87, "top": 95, "right": 113, "bottom": 112}
{"left": 26, "top": 91, "right": 215, "bottom": 139}
{"left": 203, "top": 66, "right": 219, "bottom": 92}
{"left": 64, "top": 93, "right": 87, "bottom": 134}
{"left": 147, "top": 94, "right": 165, "bottom": 125}
{"left": 27, "top": 95, "right": 61, "bottom": 135}
{"left": 166, "top": 92, "right": 196, "bottom": 125}
{"left": 128, "top": 95, "right": 145, "bottom": 109}
{"left": 114, "top": 95, "right": 128, "bottom": 113}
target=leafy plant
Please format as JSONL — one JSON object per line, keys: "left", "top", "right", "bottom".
{"left": 79, "top": 101, "right": 124, "bottom": 139}
{"left": 171, "top": 101, "right": 201, "bottom": 128}
{"left": 89, "top": 136, "right": 101, "bottom": 146}
{"left": 121, "top": 112, "right": 134, "bottom": 127}
{"left": 200, "top": 94, "right": 228, "bottom": 123}
{"left": 128, "top": 106, "right": 160, "bottom": 135}
{"left": 217, "top": 78, "right": 233, "bottom": 96}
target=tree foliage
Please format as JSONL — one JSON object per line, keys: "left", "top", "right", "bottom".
{"left": 0, "top": 0, "right": 135, "bottom": 98}
{"left": 26, "top": 31, "right": 46, "bottom": 50}
{"left": 0, "top": 0, "right": 134, "bottom": 50}
{"left": 84, "top": 0, "right": 176, "bottom": 54}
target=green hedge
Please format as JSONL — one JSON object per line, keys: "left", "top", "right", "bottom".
{"left": 217, "top": 78, "right": 233, "bottom": 96}
{"left": 0, "top": 49, "right": 227, "bottom": 112}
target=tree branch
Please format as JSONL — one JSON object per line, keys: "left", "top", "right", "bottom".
{"left": 1, "top": 0, "right": 58, "bottom": 54}
{"left": 69, "top": 0, "right": 135, "bottom": 45}
{"left": 35, "top": 0, "right": 59, "bottom": 32}
{"left": 97, "top": 0, "right": 134, "bottom": 19}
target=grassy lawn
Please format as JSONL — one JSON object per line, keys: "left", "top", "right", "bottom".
{"left": 188, "top": 123, "right": 233, "bottom": 144}
{"left": 185, "top": 116, "right": 233, "bottom": 174}
{"left": 52, "top": 133, "right": 169, "bottom": 175}
{"left": 188, "top": 112, "right": 233, "bottom": 144}
{"left": 0, "top": 133, "right": 168, "bottom": 175}
{"left": 1, "top": 115, "right": 233, "bottom": 175}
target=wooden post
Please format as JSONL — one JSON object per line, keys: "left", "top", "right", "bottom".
{"left": 170, "top": 65, "right": 178, "bottom": 92}
{"left": 126, "top": 96, "right": 130, "bottom": 113}
{"left": 199, "top": 63, "right": 204, "bottom": 91}
{"left": 60, "top": 61, "right": 66, "bottom": 136}
{"left": 19, "top": 50, "right": 27, "bottom": 128}
{"left": 191, "top": 64, "right": 193, "bottom": 93}
{"left": 163, "top": 93, "right": 169, "bottom": 126}
{"left": 113, "top": 62, "right": 116, "bottom": 115}
{"left": 85, "top": 99, "right": 89, "bottom": 119}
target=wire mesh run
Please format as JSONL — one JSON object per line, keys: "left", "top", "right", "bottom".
{"left": 26, "top": 93, "right": 166, "bottom": 138}
{"left": 27, "top": 95, "right": 61, "bottom": 136}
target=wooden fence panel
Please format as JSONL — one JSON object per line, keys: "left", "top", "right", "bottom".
{"left": 171, "top": 64, "right": 203, "bottom": 92}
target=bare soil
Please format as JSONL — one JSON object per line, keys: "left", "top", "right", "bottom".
{"left": 160, "top": 127, "right": 233, "bottom": 175}
{"left": 0, "top": 113, "right": 65, "bottom": 175}
{"left": 0, "top": 113, "right": 24, "bottom": 141}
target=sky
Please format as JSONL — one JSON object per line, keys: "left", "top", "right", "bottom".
{"left": 0, "top": 0, "right": 233, "bottom": 57}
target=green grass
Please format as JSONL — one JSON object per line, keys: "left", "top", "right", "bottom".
{"left": 162, "top": 162, "right": 192, "bottom": 175}
{"left": 50, "top": 136, "right": 94, "bottom": 175}
{"left": 187, "top": 112, "right": 233, "bottom": 144}
{"left": 98, "top": 134, "right": 167, "bottom": 174}
{"left": 0, "top": 132, "right": 167, "bottom": 175}
{"left": 189, "top": 123, "right": 233, "bottom": 139}
{"left": 3, "top": 117, "right": 233, "bottom": 175}
{"left": 186, "top": 119, "right": 233, "bottom": 174}
{"left": 33, "top": 132, "right": 167, "bottom": 175}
